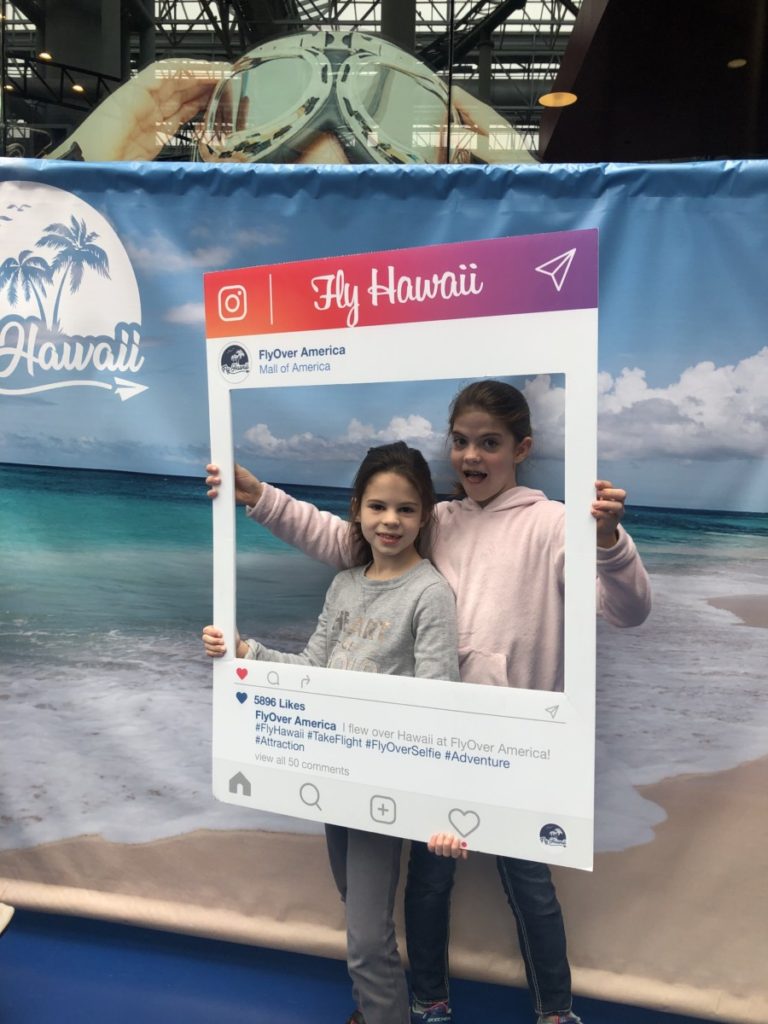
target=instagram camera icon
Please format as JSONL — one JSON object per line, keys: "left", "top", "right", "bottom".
{"left": 218, "top": 284, "right": 248, "bottom": 322}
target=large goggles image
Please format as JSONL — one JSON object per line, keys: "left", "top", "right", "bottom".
{"left": 195, "top": 30, "right": 483, "bottom": 165}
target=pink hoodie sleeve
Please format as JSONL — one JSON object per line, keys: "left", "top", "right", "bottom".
{"left": 595, "top": 526, "right": 652, "bottom": 627}
{"left": 245, "top": 483, "right": 353, "bottom": 570}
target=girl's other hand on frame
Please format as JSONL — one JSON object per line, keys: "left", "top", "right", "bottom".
{"left": 202, "top": 625, "right": 227, "bottom": 658}
{"left": 205, "top": 463, "right": 264, "bottom": 505}
{"left": 428, "top": 832, "right": 468, "bottom": 859}
{"left": 592, "top": 479, "right": 626, "bottom": 548}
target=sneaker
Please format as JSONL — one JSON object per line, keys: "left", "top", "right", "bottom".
{"left": 0, "top": 903, "right": 14, "bottom": 937}
{"left": 537, "top": 1013, "right": 582, "bottom": 1024}
{"left": 411, "top": 1001, "right": 452, "bottom": 1023}
{"left": 345, "top": 1012, "right": 365, "bottom": 1024}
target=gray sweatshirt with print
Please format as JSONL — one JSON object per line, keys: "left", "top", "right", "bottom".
{"left": 245, "top": 559, "right": 460, "bottom": 682}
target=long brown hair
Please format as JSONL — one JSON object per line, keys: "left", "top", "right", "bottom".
{"left": 348, "top": 441, "right": 436, "bottom": 564}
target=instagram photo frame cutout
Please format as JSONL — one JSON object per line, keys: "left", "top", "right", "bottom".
{"left": 204, "top": 230, "right": 598, "bottom": 869}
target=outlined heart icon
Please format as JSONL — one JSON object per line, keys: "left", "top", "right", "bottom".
{"left": 236, "top": 667, "right": 248, "bottom": 680}
{"left": 448, "top": 808, "right": 480, "bottom": 838}
{"left": 235, "top": 692, "right": 247, "bottom": 704}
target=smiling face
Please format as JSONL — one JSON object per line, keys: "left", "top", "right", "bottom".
{"left": 355, "top": 471, "right": 426, "bottom": 577}
{"left": 450, "top": 408, "right": 532, "bottom": 506}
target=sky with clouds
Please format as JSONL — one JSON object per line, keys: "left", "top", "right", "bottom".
{"left": 0, "top": 161, "right": 766, "bottom": 512}
{"left": 230, "top": 374, "right": 566, "bottom": 497}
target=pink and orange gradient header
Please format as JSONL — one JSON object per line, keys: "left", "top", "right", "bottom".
{"left": 204, "top": 229, "right": 597, "bottom": 340}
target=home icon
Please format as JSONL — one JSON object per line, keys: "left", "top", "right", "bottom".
{"left": 229, "top": 771, "right": 252, "bottom": 797}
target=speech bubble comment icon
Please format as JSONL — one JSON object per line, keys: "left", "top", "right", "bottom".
{"left": 299, "top": 783, "right": 322, "bottom": 810}
{"left": 448, "top": 808, "right": 480, "bottom": 838}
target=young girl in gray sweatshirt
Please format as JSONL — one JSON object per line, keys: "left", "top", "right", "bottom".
{"left": 203, "top": 441, "right": 459, "bottom": 1024}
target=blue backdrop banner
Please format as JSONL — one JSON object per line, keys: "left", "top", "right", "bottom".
{"left": 0, "top": 158, "right": 766, "bottom": 1022}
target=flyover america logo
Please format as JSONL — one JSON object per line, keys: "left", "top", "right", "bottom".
{"left": 0, "top": 181, "right": 145, "bottom": 401}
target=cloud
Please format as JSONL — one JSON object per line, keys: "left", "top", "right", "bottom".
{"left": 188, "top": 223, "right": 282, "bottom": 248}
{"left": 244, "top": 422, "right": 322, "bottom": 456}
{"left": 598, "top": 346, "right": 768, "bottom": 459}
{"left": 164, "top": 302, "right": 205, "bottom": 324}
{"left": 523, "top": 375, "right": 565, "bottom": 458}
{"left": 242, "top": 415, "right": 443, "bottom": 463}
{"left": 0, "top": 431, "right": 207, "bottom": 473}
{"left": 126, "top": 233, "right": 231, "bottom": 271}
{"left": 344, "top": 414, "right": 440, "bottom": 448}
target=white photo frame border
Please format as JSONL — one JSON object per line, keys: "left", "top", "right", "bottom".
{"left": 205, "top": 230, "right": 597, "bottom": 870}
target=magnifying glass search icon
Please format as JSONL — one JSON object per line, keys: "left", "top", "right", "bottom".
{"left": 299, "top": 783, "right": 322, "bottom": 811}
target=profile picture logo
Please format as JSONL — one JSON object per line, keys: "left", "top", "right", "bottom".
{"left": 220, "top": 344, "right": 250, "bottom": 382}
{"left": 539, "top": 823, "right": 567, "bottom": 848}
{"left": 218, "top": 283, "right": 248, "bottom": 321}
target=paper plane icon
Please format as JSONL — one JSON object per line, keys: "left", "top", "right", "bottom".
{"left": 535, "top": 249, "right": 576, "bottom": 292}
{"left": 544, "top": 705, "right": 560, "bottom": 719}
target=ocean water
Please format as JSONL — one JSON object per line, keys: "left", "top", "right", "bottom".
{"left": 1, "top": 464, "right": 766, "bottom": 854}
{"left": 593, "top": 504, "right": 768, "bottom": 848}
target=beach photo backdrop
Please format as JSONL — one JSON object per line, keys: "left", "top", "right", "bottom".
{"left": 229, "top": 372, "right": 565, "bottom": 659}
{"left": 0, "top": 159, "right": 766, "bottom": 1021}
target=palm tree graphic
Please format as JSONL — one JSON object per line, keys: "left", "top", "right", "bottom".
{"left": 37, "top": 214, "right": 110, "bottom": 328}
{"left": 0, "top": 249, "right": 53, "bottom": 321}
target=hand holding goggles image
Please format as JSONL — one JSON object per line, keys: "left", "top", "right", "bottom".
{"left": 195, "top": 30, "right": 494, "bottom": 165}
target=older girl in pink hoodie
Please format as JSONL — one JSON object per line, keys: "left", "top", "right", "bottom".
{"left": 206, "top": 379, "right": 651, "bottom": 1024}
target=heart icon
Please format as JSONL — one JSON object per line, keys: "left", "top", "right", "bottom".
{"left": 235, "top": 692, "right": 247, "bottom": 704}
{"left": 448, "top": 808, "right": 480, "bottom": 838}
{"left": 236, "top": 667, "right": 248, "bottom": 680}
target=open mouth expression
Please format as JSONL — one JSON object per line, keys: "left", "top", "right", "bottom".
{"left": 450, "top": 410, "right": 530, "bottom": 506}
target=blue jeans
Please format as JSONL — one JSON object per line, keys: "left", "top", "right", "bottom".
{"left": 405, "top": 842, "right": 572, "bottom": 1016}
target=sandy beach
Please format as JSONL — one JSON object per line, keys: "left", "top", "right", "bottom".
{"left": 708, "top": 594, "right": 768, "bottom": 629}
{"left": 1, "top": 756, "right": 767, "bottom": 1021}
{"left": 553, "top": 756, "right": 768, "bottom": 1020}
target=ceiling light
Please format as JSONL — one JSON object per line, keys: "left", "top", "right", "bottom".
{"left": 727, "top": 58, "right": 747, "bottom": 69}
{"left": 38, "top": 51, "right": 53, "bottom": 61}
{"left": 538, "top": 91, "right": 578, "bottom": 108}
{"left": 72, "top": 83, "right": 85, "bottom": 93}
{"left": 3, "top": 83, "right": 14, "bottom": 92}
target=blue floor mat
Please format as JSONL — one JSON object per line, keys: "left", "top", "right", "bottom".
{"left": 0, "top": 910, "right": 712, "bottom": 1024}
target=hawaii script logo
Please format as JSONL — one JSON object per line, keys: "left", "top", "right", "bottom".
{"left": 0, "top": 181, "right": 145, "bottom": 401}
{"left": 310, "top": 262, "right": 484, "bottom": 327}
